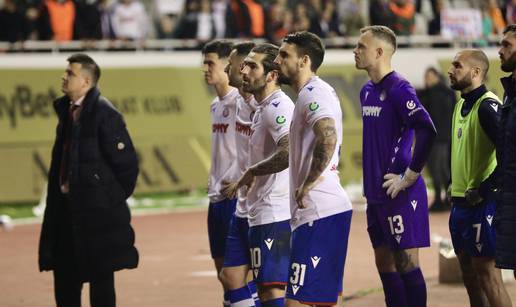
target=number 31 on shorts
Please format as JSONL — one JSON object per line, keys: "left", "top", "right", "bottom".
{"left": 290, "top": 263, "right": 307, "bottom": 286}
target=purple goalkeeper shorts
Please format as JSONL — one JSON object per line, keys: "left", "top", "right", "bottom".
{"left": 367, "top": 178, "right": 430, "bottom": 250}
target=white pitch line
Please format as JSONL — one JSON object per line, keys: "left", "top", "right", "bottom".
{"left": 190, "top": 270, "right": 217, "bottom": 277}
{"left": 191, "top": 255, "right": 212, "bottom": 261}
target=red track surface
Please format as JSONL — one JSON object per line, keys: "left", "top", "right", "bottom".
{"left": 1, "top": 209, "right": 515, "bottom": 306}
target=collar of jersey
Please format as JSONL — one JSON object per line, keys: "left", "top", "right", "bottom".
{"left": 299, "top": 76, "right": 319, "bottom": 94}
{"left": 256, "top": 89, "right": 282, "bottom": 107}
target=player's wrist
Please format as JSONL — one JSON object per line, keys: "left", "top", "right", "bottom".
{"left": 404, "top": 168, "right": 420, "bottom": 182}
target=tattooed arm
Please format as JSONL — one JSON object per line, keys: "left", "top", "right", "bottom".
{"left": 221, "top": 135, "right": 289, "bottom": 199}
{"left": 248, "top": 134, "right": 289, "bottom": 176}
{"left": 295, "top": 117, "right": 337, "bottom": 208}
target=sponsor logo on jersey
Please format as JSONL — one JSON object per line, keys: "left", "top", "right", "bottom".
{"left": 408, "top": 107, "right": 422, "bottom": 117}
{"left": 236, "top": 121, "right": 254, "bottom": 136}
{"left": 272, "top": 101, "right": 281, "bottom": 107}
{"left": 212, "top": 123, "right": 229, "bottom": 133}
{"left": 486, "top": 215, "right": 493, "bottom": 226}
{"left": 362, "top": 106, "right": 382, "bottom": 117}
{"left": 395, "top": 235, "right": 402, "bottom": 244}
{"left": 490, "top": 102, "right": 499, "bottom": 112}
{"left": 406, "top": 100, "right": 416, "bottom": 110}
{"left": 276, "top": 115, "right": 286, "bottom": 124}
{"left": 308, "top": 102, "right": 319, "bottom": 111}
{"left": 307, "top": 86, "right": 314, "bottom": 91}
{"left": 364, "top": 91, "right": 370, "bottom": 101}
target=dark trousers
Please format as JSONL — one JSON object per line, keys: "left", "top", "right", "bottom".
{"left": 53, "top": 270, "right": 116, "bottom": 307}
{"left": 427, "top": 142, "right": 451, "bottom": 204}
{"left": 53, "top": 197, "right": 116, "bottom": 307}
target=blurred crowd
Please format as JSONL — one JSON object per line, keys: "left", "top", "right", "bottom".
{"left": 0, "top": 0, "right": 514, "bottom": 44}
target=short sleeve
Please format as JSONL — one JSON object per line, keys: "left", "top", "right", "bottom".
{"left": 303, "top": 89, "right": 335, "bottom": 127}
{"left": 264, "top": 98, "right": 294, "bottom": 143}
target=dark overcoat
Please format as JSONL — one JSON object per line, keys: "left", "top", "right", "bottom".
{"left": 38, "top": 87, "right": 139, "bottom": 281}
{"left": 495, "top": 77, "right": 516, "bottom": 270}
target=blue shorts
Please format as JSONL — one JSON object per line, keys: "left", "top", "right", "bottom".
{"left": 367, "top": 179, "right": 430, "bottom": 250}
{"left": 450, "top": 199, "right": 496, "bottom": 257}
{"left": 223, "top": 214, "right": 251, "bottom": 267}
{"left": 248, "top": 219, "right": 291, "bottom": 286}
{"left": 286, "top": 211, "right": 352, "bottom": 305}
{"left": 207, "top": 198, "right": 237, "bottom": 258}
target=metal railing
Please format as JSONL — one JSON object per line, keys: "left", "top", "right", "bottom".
{"left": 0, "top": 34, "right": 502, "bottom": 53}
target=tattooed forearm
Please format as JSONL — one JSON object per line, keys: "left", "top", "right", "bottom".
{"left": 304, "top": 118, "right": 337, "bottom": 186}
{"left": 249, "top": 135, "right": 289, "bottom": 176}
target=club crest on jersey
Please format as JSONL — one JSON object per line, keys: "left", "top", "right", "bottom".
{"left": 276, "top": 115, "right": 286, "bottom": 124}
{"left": 457, "top": 128, "right": 462, "bottom": 139}
{"left": 308, "top": 102, "right": 319, "bottom": 111}
{"left": 222, "top": 106, "right": 230, "bottom": 117}
{"left": 380, "top": 90, "right": 386, "bottom": 101}
{"left": 406, "top": 100, "right": 416, "bottom": 110}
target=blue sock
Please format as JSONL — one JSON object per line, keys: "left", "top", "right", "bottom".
{"left": 401, "top": 268, "right": 427, "bottom": 307}
{"left": 224, "top": 292, "right": 230, "bottom": 307}
{"left": 247, "top": 281, "right": 261, "bottom": 307}
{"left": 262, "top": 297, "right": 284, "bottom": 307}
{"left": 228, "top": 285, "right": 255, "bottom": 307}
{"left": 379, "top": 272, "right": 407, "bottom": 307}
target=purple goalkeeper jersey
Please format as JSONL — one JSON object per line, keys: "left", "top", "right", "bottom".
{"left": 360, "top": 71, "right": 436, "bottom": 203}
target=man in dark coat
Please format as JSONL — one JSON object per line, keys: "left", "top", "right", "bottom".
{"left": 38, "top": 53, "right": 139, "bottom": 307}
{"left": 417, "top": 67, "right": 455, "bottom": 211}
{"left": 497, "top": 24, "right": 516, "bottom": 278}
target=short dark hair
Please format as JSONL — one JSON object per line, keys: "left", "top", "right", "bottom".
{"left": 251, "top": 43, "right": 279, "bottom": 75}
{"left": 233, "top": 41, "right": 256, "bottom": 57}
{"left": 202, "top": 39, "right": 234, "bottom": 59}
{"left": 283, "top": 31, "right": 325, "bottom": 72}
{"left": 503, "top": 24, "right": 516, "bottom": 35}
{"left": 360, "top": 25, "right": 397, "bottom": 52}
{"left": 67, "top": 53, "right": 101, "bottom": 86}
